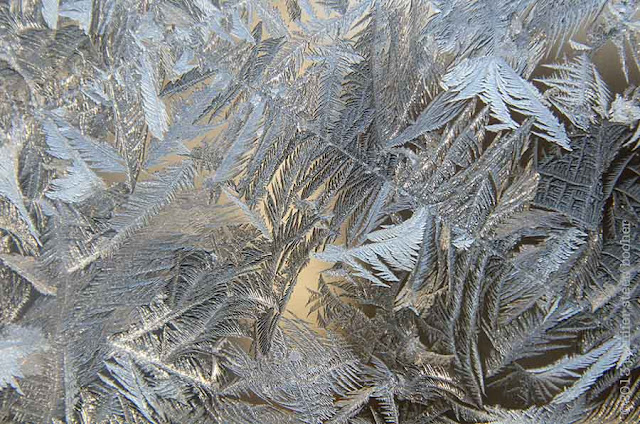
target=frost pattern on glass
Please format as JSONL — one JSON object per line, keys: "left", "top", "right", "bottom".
{"left": 0, "top": 1, "right": 639, "bottom": 423}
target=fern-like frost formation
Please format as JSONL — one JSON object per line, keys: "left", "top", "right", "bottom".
{"left": 0, "top": 0, "right": 639, "bottom": 423}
